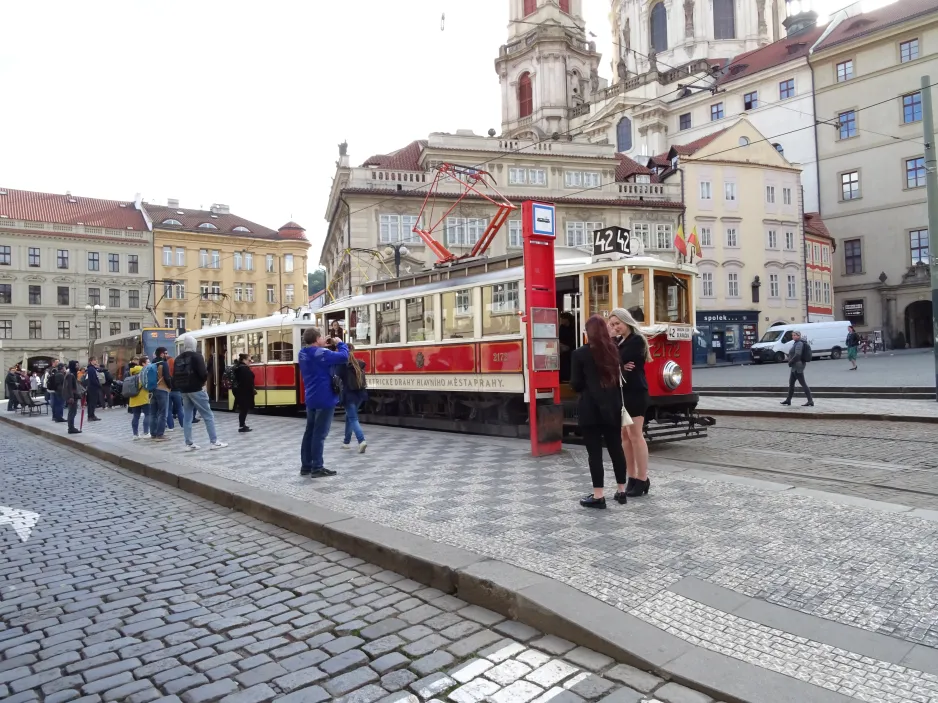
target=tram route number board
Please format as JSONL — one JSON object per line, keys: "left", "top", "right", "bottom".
{"left": 667, "top": 325, "right": 693, "bottom": 341}
{"left": 592, "top": 226, "right": 631, "bottom": 257}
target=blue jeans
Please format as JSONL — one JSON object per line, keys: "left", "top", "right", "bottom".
{"left": 182, "top": 390, "right": 217, "bottom": 446}
{"left": 166, "top": 390, "right": 183, "bottom": 429}
{"left": 343, "top": 402, "right": 365, "bottom": 444}
{"left": 51, "top": 395, "right": 64, "bottom": 421}
{"left": 302, "top": 407, "right": 334, "bottom": 471}
{"left": 149, "top": 390, "right": 169, "bottom": 437}
{"left": 132, "top": 405, "right": 150, "bottom": 436}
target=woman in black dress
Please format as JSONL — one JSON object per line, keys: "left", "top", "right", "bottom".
{"left": 609, "top": 307, "right": 652, "bottom": 497}
{"left": 570, "top": 315, "right": 629, "bottom": 509}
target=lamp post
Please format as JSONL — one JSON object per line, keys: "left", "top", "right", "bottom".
{"left": 85, "top": 304, "right": 106, "bottom": 345}
{"left": 383, "top": 244, "right": 410, "bottom": 278}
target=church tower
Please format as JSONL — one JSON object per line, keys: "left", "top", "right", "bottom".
{"left": 495, "top": 0, "right": 602, "bottom": 139}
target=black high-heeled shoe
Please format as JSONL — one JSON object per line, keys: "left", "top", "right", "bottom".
{"left": 626, "top": 478, "right": 650, "bottom": 497}
{"left": 625, "top": 477, "right": 637, "bottom": 493}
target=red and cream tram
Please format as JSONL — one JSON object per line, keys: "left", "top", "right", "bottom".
{"left": 179, "top": 249, "right": 711, "bottom": 443}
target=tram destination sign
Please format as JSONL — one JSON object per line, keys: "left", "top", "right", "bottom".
{"left": 592, "top": 226, "right": 631, "bottom": 258}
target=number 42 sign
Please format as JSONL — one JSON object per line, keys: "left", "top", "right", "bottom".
{"left": 592, "top": 226, "right": 631, "bottom": 258}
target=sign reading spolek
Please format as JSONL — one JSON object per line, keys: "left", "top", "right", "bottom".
{"left": 531, "top": 203, "right": 555, "bottom": 237}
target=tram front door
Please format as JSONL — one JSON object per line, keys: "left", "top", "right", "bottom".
{"left": 201, "top": 335, "right": 228, "bottom": 407}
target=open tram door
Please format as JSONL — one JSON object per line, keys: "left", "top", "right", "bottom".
{"left": 201, "top": 334, "right": 228, "bottom": 408}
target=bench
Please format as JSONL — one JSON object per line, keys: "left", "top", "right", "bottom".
{"left": 16, "top": 390, "right": 48, "bottom": 416}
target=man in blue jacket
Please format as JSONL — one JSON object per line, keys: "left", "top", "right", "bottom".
{"left": 298, "top": 327, "right": 349, "bottom": 477}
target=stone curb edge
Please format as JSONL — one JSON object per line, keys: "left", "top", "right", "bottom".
{"left": 0, "top": 413, "right": 852, "bottom": 703}
{"left": 700, "top": 408, "right": 938, "bottom": 424}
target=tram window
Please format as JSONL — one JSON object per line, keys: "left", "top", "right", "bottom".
{"left": 587, "top": 274, "right": 611, "bottom": 317}
{"left": 376, "top": 300, "right": 401, "bottom": 344}
{"left": 442, "top": 289, "right": 473, "bottom": 339}
{"left": 351, "top": 306, "right": 371, "bottom": 345}
{"left": 269, "top": 330, "right": 294, "bottom": 361}
{"left": 406, "top": 296, "right": 435, "bottom": 342}
{"left": 619, "top": 271, "right": 646, "bottom": 322}
{"left": 229, "top": 333, "right": 247, "bottom": 364}
{"left": 483, "top": 282, "right": 521, "bottom": 337}
{"left": 653, "top": 273, "right": 690, "bottom": 324}
{"left": 247, "top": 331, "right": 265, "bottom": 362}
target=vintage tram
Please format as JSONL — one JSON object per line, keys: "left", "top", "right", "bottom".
{"left": 178, "top": 247, "right": 711, "bottom": 443}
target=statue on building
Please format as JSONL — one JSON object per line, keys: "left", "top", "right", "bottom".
{"left": 589, "top": 68, "right": 599, "bottom": 95}
{"left": 620, "top": 18, "right": 631, "bottom": 61}
{"left": 339, "top": 141, "right": 348, "bottom": 157}
{"left": 756, "top": 0, "right": 767, "bottom": 34}
{"left": 617, "top": 59, "right": 628, "bottom": 83}
{"left": 648, "top": 48, "right": 658, "bottom": 74}
{"left": 684, "top": 0, "right": 694, "bottom": 38}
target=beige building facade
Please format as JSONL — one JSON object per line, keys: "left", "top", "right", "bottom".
{"left": 811, "top": 0, "right": 938, "bottom": 348}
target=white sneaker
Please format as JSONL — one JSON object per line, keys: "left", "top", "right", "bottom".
{"left": 143, "top": 433, "right": 151, "bottom": 439}
{"left": 210, "top": 441, "right": 228, "bottom": 450}
{"left": 341, "top": 444, "right": 352, "bottom": 450}
{"left": 166, "top": 427, "right": 175, "bottom": 432}
{"left": 185, "top": 443, "right": 200, "bottom": 451}
{"left": 358, "top": 441, "right": 367, "bottom": 454}
{"left": 133, "top": 435, "right": 141, "bottom": 441}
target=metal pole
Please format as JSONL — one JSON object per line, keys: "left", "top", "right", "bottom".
{"left": 920, "top": 75, "right": 938, "bottom": 401}
{"left": 394, "top": 246, "right": 401, "bottom": 278}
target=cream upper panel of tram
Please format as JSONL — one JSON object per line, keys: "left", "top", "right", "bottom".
{"left": 177, "top": 313, "right": 308, "bottom": 340}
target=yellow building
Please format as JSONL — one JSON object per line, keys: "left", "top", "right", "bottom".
{"left": 145, "top": 201, "right": 310, "bottom": 331}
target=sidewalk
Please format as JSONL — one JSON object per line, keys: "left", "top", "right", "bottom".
{"left": 698, "top": 395, "right": 938, "bottom": 422}
{"left": 4, "top": 408, "right": 938, "bottom": 702}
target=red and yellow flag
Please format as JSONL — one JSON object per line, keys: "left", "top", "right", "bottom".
{"left": 673, "top": 224, "right": 688, "bottom": 256}
{"left": 686, "top": 226, "right": 701, "bottom": 256}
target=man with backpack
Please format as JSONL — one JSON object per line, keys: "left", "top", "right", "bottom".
{"left": 173, "top": 335, "right": 227, "bottom": 451}
{"left": 49, "top": 363, "right": 66, "bottom": 422}
{"left": 144, "top": 347, "right": 173, "bottom": 441}
{"left": 231, "top": 353, "right": 256, "bottom": 433}
{"left": 781, "top": 331, "right": 814, "bottom": 407}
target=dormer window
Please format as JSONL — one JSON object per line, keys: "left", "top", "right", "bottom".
{"left": 161, "top": 219, "right": 182, "bottom": 226}
{"left": 198, "top": 222, "right": 218, "bottom": 230}
{"left": 233, "top": 226, "right": 251, "bottom": 233}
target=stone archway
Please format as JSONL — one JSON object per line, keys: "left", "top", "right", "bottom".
{"left": 905, "top": 300, "right": 933, "bottom": 348}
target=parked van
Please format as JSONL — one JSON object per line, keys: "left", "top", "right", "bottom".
{"left": 750, "top": 321, "right": 853, "bottom": 363}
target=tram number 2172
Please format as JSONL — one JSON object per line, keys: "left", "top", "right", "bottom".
{"left": 592, "top": 226, "right": 631, "bottom": 257}
{"left": 650, "top": 340, "right": 681, "bottom": 359}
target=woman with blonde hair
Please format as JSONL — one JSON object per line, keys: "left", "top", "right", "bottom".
{"left": 608, "top": 307, "right": 652, "bottom": 497}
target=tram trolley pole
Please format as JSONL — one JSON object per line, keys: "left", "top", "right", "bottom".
{"left": 921, "top": 75, "right": 938, "bottom": 401}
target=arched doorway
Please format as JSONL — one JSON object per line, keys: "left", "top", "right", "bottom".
{"left": 905, "top": 300, "right": 933, "bottom": 348}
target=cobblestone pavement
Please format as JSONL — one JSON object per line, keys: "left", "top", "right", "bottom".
{"left": 697, "top": 395, "right": 938, "bottom": 419}
{"left": 0, "top": 427, "right": 710, "bottom": 703}
{"left": 36, "top": 407, "right": 938, "bottom": 701}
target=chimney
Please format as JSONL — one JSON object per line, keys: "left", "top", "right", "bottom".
{"left": 167, "top": 198, "right": 179, "bottom": 208}
{"left": 210, "top": 203, "right": 230, "bottom": 215}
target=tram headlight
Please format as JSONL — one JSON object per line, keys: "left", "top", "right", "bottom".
{"left": 661, "top": 360, "right": 683, "bottom": 390}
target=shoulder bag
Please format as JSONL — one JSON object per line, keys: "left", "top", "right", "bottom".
{"left": 620, "top": 370, "right": 633, "bottom": 427}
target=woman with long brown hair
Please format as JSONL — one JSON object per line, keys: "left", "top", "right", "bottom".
{"left": 570, "top": 315, "right": 629, "bottom": 509}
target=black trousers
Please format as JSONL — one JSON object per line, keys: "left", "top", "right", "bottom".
{"left": 67, "top": 400, "right": 78, "bottom": 430}
{"left": 581, "top": 423, "right": 628, "bottom": 489}
{"left": 238, "top": 408, "right": 249, "bottom": 427}
{"left": 786, "top": 370, "right": 813, "bottom": 402}
{"left": 87, "top": 388, "right": 99, "bottom": 418}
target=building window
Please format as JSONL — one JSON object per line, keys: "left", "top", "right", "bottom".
{"left": 244, "top": 252, "right": 253, "bottom": 271}
{"left": 110, "top": 322, "right": 121, "bottom": 336}
{"left": 836, "top": 60, "right": 854, "bottom": 82}
{"left": 564, "top": 171, "right": 601, "bottom": 188}
{"left": 211, "top": 250, "right": 220, "bottom": 269}
{"left": 523, "top": 0, "right": 536, "bottom": 17}
{"left": 164, "top": 314, "right": 174, "bottom": 329}
{"left": 283, "top": 254, "right": 295, "bottom": 273}
{"left": 650, "top": 2, "right": 668, "bottom": 51}
{"left": 0, "top": 320, "right": 9, "bottom": 338}
{"left": 109, "top": 289, "right": 121, "bottom": 307}
{"left": 633, "top": 223, "right": 651, "bottom": 249}
{"left": 711, "top": 102, "right": 724, "bottom": 121}
{"left": 57, "top": 286, "right": 69, "bottom": 305}
{"left": 28, "top": 247, "right": 40, "bottom": 267}
{"left": 727, "top": 272, "right": 739, "bottom": 297}
{"left": 824, "top": 282, "right": 831, "bottom": 304}
{"left": 814, "top": 243, "right": 822, "bottom": 263}
{"left": 0, "top": 246, "right": 9, "bottom": 266}
{"left": 726, "top": 228, "right": 738, "bottom": 247}
{"left": 700, "top": 227, "right": 712, "bottom": 246}
{"left": 565, "top": 221, "right": 603, "bottom": 248}
{"left": 774, "top": 143, "right": 784, "bottom": 155}
{"left": 285, "top": 284, "right": 295, "bottom": 304}
{"left": 379, "top": 214, "right": 419, "bottom": 243}
{"left": 164, "top": 283, "right": 174, "bottom": 300}
{"left": 198, "top": 222, "right": 218, "bottom": 230}
{"left": 779, "top": 78, "right": 795, "bottom": 100}
{"left": 518, "top": 72, "right": 533, "bottom": 118}
{"left": 88, "top": 252, "right": 100, "bottom": 271}
{"left": 128, "top": 255, "right": 138, "bottom": 274}
{"left": 701, "top": 272, "right": 714, "bottom": 297}
{"left": 767, "top": 230, "right": 778, "bottom": 249}
{"left": 844, "top": 238, "right": 862, "bottom": 274}
{"left": 786, "top": 274, "right": 796, "bottom": 298}
{"left": 903, "top": 92, "right": 923, "bottom": 124}
{"left": 679, "top": 113, "right": 691, "bottom": 130}
{"left": 57, "top": 321, "right": 70, "bottom": 339}
{"left": 234, "top": 252, "right": 242, "bottom": 270}
{"left": 88, "top": 287, "right": 101, "bottom": 306}
{"left": 174, "top": 282, "right": 186, "bottom": 300}
{"left": 814, "top": 280, "right": 822, "bottom": 303}
{"left": 508, "top": 168, "right": 547, "bottom": 186}
{"left": 57, "top": 250, "right": 68, "bottom": 269}
{"left": 267, "top": 284, "right": 276, "bottom": 304}
{"left": 911, "top": 229, "right": 929, "bottom": 265}
{"left": 839, "top": 110, "right": 857, "bottom": 139}
{"left": 508, "top": 220, "right": 522, "bottom": 248}
{"left": 128, "top": 290, "right": 139, "bottom": 308}
{"left": 822, "top": 246, "right": 830, "bottom": 264}
{"left": 176, "top": 248, "right": 186, "bottom": 266}
{"left": 907, "top": 157, "right": 926, "bottom": 188}
{"left": 128, "top": 322, "right": 140, "bottom": 331}
{"left": 28, "top": 320, "right": 41, "bottom": 339}
{"left": 655, "top": 224, "right": 673, "bottom": 250}
{"left": 744, "top": 91, "right": 758, "bottom": 110}
{"left": 446, "top": 217, "right": 489, "bottom": 247}
{"left": 245, "top": 283, "right": 255, "bottom": 302}
{"left": 783, "top": 187, "right": 792, "bottom": 205}
{"left": 0, "top": 284, "right": 10, "bottom": 304}
{"left": 724, "top": 182, "right": 736, "bottom": 201}
{"left": 713, "top": 0, "right": 735, "bottom": 39}
{"left": 266, "top": 254, "right": 275, "bottom": 273}
{"left": 28, "top": 285, "right": 41, "bottom": 305}
{"left": 88, "top": 321, "right": 101, "bottom": 339}
{"left": 769, "top": 274, "right": 779, "bottom": 298}
{"left": 559, "top": 0, "right": 569, "bottom": 12}
{"left": 901, "top": 39, "right": 919, "bottom": 63}
{"left": 234, "top": 283, "right": 243, "bottom": 302}
{"left": 199, "top": 249, "right": 209, "bottom": 267}
{"left": 785, "top": 231, "right": 795, "bottom": 250}
{"left": 108, "top": 253, "right": 119, "bottom": 273}
{"left": 699, "top": 181, "right": 712, "bottom": 200}
{"left": 841, "top": 171, "right": 860, "bottom": 200}
{"left": 163, "top": 246, "right": 172, "bottom": 266}
{"left": 766, "top": 185, "right": 776, "bottom": 204}
{"left": 616, "top": 117, "right": 633, "bottom": 152}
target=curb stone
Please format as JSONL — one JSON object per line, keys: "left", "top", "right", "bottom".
{"left": 0, "top": 413, "right": 856, "bottom": 703}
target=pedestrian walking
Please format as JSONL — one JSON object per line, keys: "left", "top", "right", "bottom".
{"left": 128, "top": 357, "right": 151, "bottom": 439}
{"left": 64, "top": 360, "right": 84, "bottom": 434}
{"left": 337, "top": 343, "right": 368, "bottom": 452}
{"left": 781, "top": 331, "right": 815, "bottom": 407}
{"left": 232, "top": 353, "right": 256, "bottom": 433}
{"left": 173, "top": 335, "right": 228, "bottom": 451}
{"left": 846, "top": 325, "right": 860, "bottom": 371}
{"left": 50, "top": 363, "right": 66, "bottom": 423}
{"left": 85, "top": 358, "right": 101, "bottom": 421}
{"left": 29, "top": 372, "right": 40, "bottom": 394}
{"left": 5, "top": 366, "right": 20, "bottom": 411}
{"left": 571, "top": 315, "right": 629, "bottom": 509}
{"left": 146, "top": 347, "right": 173, "bottom": 441}
{"left": 609, "top": 307, "right": 652, "bottom": 498}
{"left": 298, "top": 327, "right": 349, "bottom": 477}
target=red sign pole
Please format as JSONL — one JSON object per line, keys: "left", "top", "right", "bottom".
{"left": 522, "top": 201, "right": 562, "bottom": 456}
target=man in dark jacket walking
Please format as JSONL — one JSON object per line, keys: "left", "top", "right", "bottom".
{"left": 232, "top": 354, "right": 256, "bottom": 433}
{"left": 64, "top": 360, "right": 84, "bottom": 433}
{"left": 174, "top": 335, "right": 227, "bottom": 451}
{"left": 298, "top": 328, "right": 348, "bottom": 477}
{"left": 781, "top": 331, "right": 814, "bottom": 407}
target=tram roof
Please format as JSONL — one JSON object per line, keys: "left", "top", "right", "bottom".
{"left": 177, "top": 313, "right": 307, "bottom": 340}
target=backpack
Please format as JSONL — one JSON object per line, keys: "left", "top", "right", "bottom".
{"left": 142, "top": 363, "right": 160, "bottom": 392}
{"left": 223, "top": 365, "right": 238, "bottom": 391}
{"left": 801, "top": 341, "right": 812, "bottom": 363}
{"left": 44, "top": 373, "right": 55, "bottom": 392}
{"left": 346, "top": 359, "right": 367, "bottom": 392}
{"left": 121, "top": 373, "right": 142, "bottom": 398}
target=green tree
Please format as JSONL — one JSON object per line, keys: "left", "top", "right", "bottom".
{"left": 308, "top": 268, "right": 326, "bottom": 296}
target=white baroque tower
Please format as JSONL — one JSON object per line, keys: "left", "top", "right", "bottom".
{"left": 495, "top": 0, "right": 603, "bottom": 139}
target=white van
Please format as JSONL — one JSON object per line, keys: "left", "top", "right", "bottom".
{"left": 750, "top": 321, "right": 853, "bottom": 364}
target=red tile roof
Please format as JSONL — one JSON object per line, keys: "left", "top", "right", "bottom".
{"left": 277, "top": 221, "right": 308, "bottom": 241}
{"left": 718, "top": 25, "right": 826, "bottom": 85}
{"left": 670, "top": 128, "right": 729, "bottom": 157}
{"left": 815, "top": 0, "right": 938, "bottom": 51}
{"left": 145, "top": 204, "right": 284, "bottom": 239}
{"left": 615, "top": 153, "right": 657, "bottom": 182}
{"left": 803, "top": 212, "right": 833, "bottom": 240}
{"left": 0, "top": 187, "right": 148, "bottom": 230}
{"left": 361, "top": 140, "right": 427, "bottom": 171}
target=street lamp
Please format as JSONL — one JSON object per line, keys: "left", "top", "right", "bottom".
{"left": 85, "top": 304, "right": 106, "bottom": 343}
{"left": 383, "top": 244, "right": 410, "bottom": 278}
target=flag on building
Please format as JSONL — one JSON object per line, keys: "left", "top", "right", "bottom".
{"left": 687, "top": 227, "right": 701, "bottom": 257}
{"left": 673, "top": 224, "right": 688, "bottom": 256}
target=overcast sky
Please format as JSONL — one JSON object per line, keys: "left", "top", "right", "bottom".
{"left": 0, "top": 0, "right": 875, "bottom": 272}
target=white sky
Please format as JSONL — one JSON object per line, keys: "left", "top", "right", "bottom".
{"left": 0, "top": 0, "right": 876, "bottom": 271}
